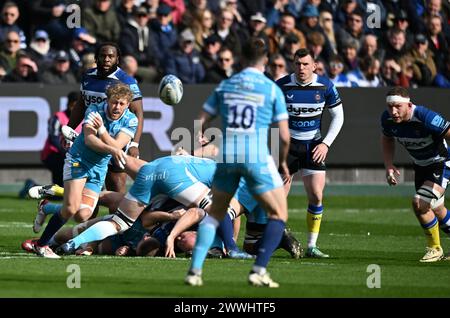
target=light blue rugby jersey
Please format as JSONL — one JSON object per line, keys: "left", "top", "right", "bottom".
{"left": 381, "top": 105, "right": 450, "bottom": 166}
{"left": 81, "top": 67, "right": 142, "bottom": 107}
{"left": 69, "top": 102, "right": 138, "bottom": 167}
{"left": 276, "top": 73, "right": 342, "bottom": 142}
{"left": 155, "top": 155, "right": 217, "bottom": 187}
{"left": 203, "top": 67, "right": 288, "bottom": 163}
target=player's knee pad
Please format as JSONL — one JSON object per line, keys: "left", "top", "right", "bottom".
{"left": 78, "top": 193, "right": 99, "bottom": 215}
{"left": 110, "top": 208, "right": 136, "bottom": 234}
{"left": 198, "top": 190, "right": 213, "bottom": 210}
{"left": 414, "top": 185, "right": 442, "bottom": 209}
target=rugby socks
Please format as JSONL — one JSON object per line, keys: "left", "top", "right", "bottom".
{"left": 70, "top": 221, "right": 118, "bottom": 249}
{"left": 37, "top": 212, "right": 67, "bottom": 246}
{"left": 438, "top": 209, "right": 450, "bottom": 236}
{"left": 190, "top": 215, "right": 219, "bottom": 274}
{"left": 307, "top": 204, "right": 323, "bottom": 248}
{"left": 253, "top": 219, "right": 285, "bottom": 271}
{"left": 43, "top": 203, "right": 62, "bottom": 216}
{"left": 421, "top": 216, "right": 441, "bottom": 248}
{"left": 217, "top": 213, "right": 238, "bottom": 252}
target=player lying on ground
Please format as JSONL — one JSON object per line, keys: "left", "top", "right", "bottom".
{"left": 28, "top": 156, "right": 302, "bottom": 259}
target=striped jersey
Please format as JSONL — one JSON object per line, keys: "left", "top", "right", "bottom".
{"left": 276, "top": 73, "right": 342, "bottom": 142}
{"left": 381, "top": 105, "right": 450, "bottom": 166}
{"left": 80, "top": 67, "right": 142, "bottom": 107}
{"left": 203, "top": 67, "right": 288, "bottom": 163}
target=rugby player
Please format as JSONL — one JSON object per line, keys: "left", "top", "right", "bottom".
{"left": 381, "top": 86, "right": 450, "bottom": 262}
{"left": 276, "top": 48, "right": 344, "bottom": 258}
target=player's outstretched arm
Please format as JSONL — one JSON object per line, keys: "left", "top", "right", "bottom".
{"left": 165, "top": 207, "right": 206, "bottom": 258}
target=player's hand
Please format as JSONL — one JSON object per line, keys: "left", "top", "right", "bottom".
{"left": 197, "top": 131, "right": 210, "bottom": 146}
{"left": 279, "top": 161, "right": 290, "bottom": 181}
{"left": 171, "top": 208, "right": 186, "bottom": 220}
{"left": 87, "top": 111, "right": 104, "bottom": 130}
{"left": 111, "top": 149, "right": 127, "bottom": 169}
{"left": 165, "top": 237, "right": 176, "bottom": 258}
{"left": 312, "top": 143, "right": 329, "bottom": 163}
{"left": 127, "top": 146, "right": 140, "bottom": 158}
{"left": 60, "top": 136, "right": 73, "bottom": 151}
{"left": 386, "top": 167, "right": 400, "bottom": 186}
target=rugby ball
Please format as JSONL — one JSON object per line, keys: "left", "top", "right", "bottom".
{"left": 158, "top": 74, "right": 183, "bottom": 106}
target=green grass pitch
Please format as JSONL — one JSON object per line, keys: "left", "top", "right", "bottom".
{"left": 0, "top": 193, "right": 449, "bottom": 298}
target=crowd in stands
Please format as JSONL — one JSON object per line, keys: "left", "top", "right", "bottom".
{"left": 0, "top": 0, "right": 449, "bottom": 87}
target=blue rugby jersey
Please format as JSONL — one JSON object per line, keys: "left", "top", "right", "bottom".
{"left": 203, "top": 67, "right": 288, "bottom": 163}
{"left": 381, "top": 105, "right": 450, "bottom": 166}
{"left": 80, "top": 67, "right": 142, "bottom": 107}
{"left": 276, "top": 73, "right": 342, "bottom": 142}
{"left": 69, "top": 102, "right": 138, "bottom": 167}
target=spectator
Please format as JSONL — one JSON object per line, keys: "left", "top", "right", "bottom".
{"left": 319, "top": 9, "right": 338, "bottom": 56}
{"left": 119, "top": 5, "right": 159, "bottom": 82}
{"left": 121, "top": 54, "right": 140, "bottom": 81}
{"left": 2, "top": 53, "right": 40, "bottom": 82}
{"left": 203, "top": 47, "right": 234, "bottom": 83}
{"left": 425, "top": 14, "right": 449, "bottom": 73}
{"left": 41, "top": 91, "right": 82, "bottom": 186}
{"left": 267, "top": 53, "right": 288, "bottom": 81}
{"left": 214, "top": 8, "right": 243, "bottom": 58}
{"left": 26, "top": 30, "right": 55, "bottom": 72}
{"left": 200, "top": 33, "right": 222, "bottom": 72}
{"left": 347, "top": 55, "right": 382, "bottom": 87}
{"left": 265, "top": 0, "right": 298, "bottom": 28}
{"left": 402, "top": 33, "right": 437, "bottom": 87}
{"left": 307, "top": 31, "right": 328, "bottom": 61}
{"left": 335, "top": 0, "right": 359, "bottom": 27}
{"left": 380, "top": 57, "right": 410, "bottom": 87}
{"left": 327, "top": 54, "right": 356, "bottom": 87}
{"left": 433, "top": 54, "right": 450, "bottom": 88}
{"left": 248, "top": 12, "right": 269, "bottom": 45}
{"left": 280, "top": 33, "right": 302, "bottom": 73}
{"left": 165, "top": 28, "right": 205, "bottom": 84}
{"left": 116, "top": 0, "right": 138, "bottom": 28}
{"left": 298, "top": 4, "right": 321, "bottom": 35}
{"left": 265, "top": 12, "right": 306, "bottom": 55}
{"left": 160, "top": 0, "right": 186, "bottom": 26}
{"left": 0, "top": 1, "right": 26, "bottom": 49}
{"left": 68, "top": 27, "right": 96, "bottom": 79}
{"left": 384, "top": 28, "right": 408, "bottom": 62}
{"left": 391, "top": 10, "right": 414, "bottom": 47}
{"left": 341, "top": 38, "right": 359, "bottom": 71}
{"left": 149, "top": 3, "right": 178, "bottom": 67}
{"left": 190, "top": 9, "right": 215, "bottom": 51}
{"left": 30, "top": 1, "right": 72, "bottom": 51}
{"left": 315, "top": 59, "right": 327, "bottom": 76}
{"left": 83, "top": 0, "right": 121, "bottom": 43}
{"left": 223, "top": 0, "right": 246, "bottom": 32}
{"left": 41, "top": 50, "right": 77, "bottom": 84}
{"left": 0, "top": 30, "right": 22, "bottom": 73}
{"left": 336, "top": 7, "right": 366, "bottom": 52}
{"left": 359, "top": 34, "right": 384, "bottom": 61}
